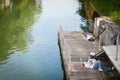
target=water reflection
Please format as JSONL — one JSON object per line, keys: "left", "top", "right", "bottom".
{"left": 0, "top": 0, "right": 10, "bottom": 10}
{"left": 77, "top": 0, "right": 86, "bottom": 19}
{"left": 0, "top": 0, "right": 42, "bottom": 63}
{"left": 76, "top": 0, "right": 87, "bottom": 30}
{"left": 0, "top": 0, "right": 85, "bottom": 80}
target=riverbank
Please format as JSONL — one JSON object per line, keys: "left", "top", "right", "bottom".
{"left": 83, "top": 0, "right": 120, "bottom": 27}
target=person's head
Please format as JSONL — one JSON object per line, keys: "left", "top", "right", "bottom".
{"left": 90, "top": 52, "right": 95, "bottom": 56}
{"left": 90, "top": 52, "right": 96, "bottom": 59}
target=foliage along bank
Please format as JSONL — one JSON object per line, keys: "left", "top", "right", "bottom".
{"left": 84, "top": 0, "right": 120, "bottom": 27}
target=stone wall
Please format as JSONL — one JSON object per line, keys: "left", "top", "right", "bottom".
{"left": 84, "top": 0, "right": 120, "bottom": 46}
{"left": 93, "top": 16, "right": 120, "bottom": 46}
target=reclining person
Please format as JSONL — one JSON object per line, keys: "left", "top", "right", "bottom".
{"left": 82, "top": 52, "right": 115, "bottom": 71}
{"left": 84, "top": 31, "right": 95, "bottom": 42}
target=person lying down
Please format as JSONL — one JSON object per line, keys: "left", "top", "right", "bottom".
{"left": 82, "top": 52, "right": 115, "bottom": 71}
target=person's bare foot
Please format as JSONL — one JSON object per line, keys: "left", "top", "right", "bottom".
{"left": 98, "top": 68, "right": 103, "bottom": 71}
{"left": 81, "top": 62, "right": 85, "bottom": 67}
{"left": 111, "top": 67, "right": 115, "bottom": 70}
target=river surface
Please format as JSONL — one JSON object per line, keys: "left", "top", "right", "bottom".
{"left": 0, "top": 0, "right": 86, "bottom": 80}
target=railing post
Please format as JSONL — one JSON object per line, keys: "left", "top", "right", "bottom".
{"left": 94, "top": 18, "right": 98, "bottom": 38}
{"left": 59, "top": 26, "right": 62, "bottom": 44}
{"left": 99, "top": 34, "right": 102, "bottom": 50}
{"left": 105, "top": 26, "right": 109, "bottom": 46}
{"left": 115, "top": 34, "right": 119, "bottom": 61}
{"left": 68, "top": 49, "right": 71, "bottom": 76}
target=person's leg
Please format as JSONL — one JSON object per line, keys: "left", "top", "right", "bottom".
{"left": 93, "top": 60, "right": 101, "bottom": 69}
{"left": 101, "top": 65, "right": 111, "bottom": 71}
{"left": 93, "top": 60, "right": 111, "bottom": 71}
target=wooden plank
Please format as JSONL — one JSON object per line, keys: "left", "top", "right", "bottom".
{"left": 103, "top": 45, "right": 120, "bottom": 73}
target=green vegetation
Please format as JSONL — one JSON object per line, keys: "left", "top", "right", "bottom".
{"left": 77, "top": 0, "right": 87, "bottom": 19}
{"left": 0, "top": 0, "right": 42, "bottom": 62}
{"left": 91, "top": 0, "right": 120, "bottom": 26}
{"left": 84, "top": 0, "right": 96, "bottom": 19}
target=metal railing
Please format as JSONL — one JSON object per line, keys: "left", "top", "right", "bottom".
{"left": 59, "top": 26, "right": 71, "bottom": 79}
{"left": 59, "top": 25, "right": 84, "bottom": 79}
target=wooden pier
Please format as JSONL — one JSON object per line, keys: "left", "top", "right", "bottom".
{"left": 58, "top": 27, "right": 104, "bottom": 80}
{"left": 58, "top": 16, "right": 120, "bottom": 80}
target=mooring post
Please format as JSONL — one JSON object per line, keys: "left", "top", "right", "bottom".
{"left": 115, "top": 34, "right": 119, "bottom": 61}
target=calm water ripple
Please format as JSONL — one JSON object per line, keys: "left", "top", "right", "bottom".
{"left": 0, "top": 0, "right": 86, "bottom": 80}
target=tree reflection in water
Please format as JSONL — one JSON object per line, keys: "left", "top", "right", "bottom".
{"left": 0, "top": 0, "right": 42, "bottom": 63}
